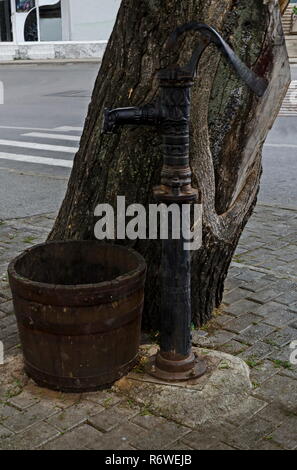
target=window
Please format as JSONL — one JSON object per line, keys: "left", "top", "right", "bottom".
{"left": 16, "top": 0, "right": 35, "bottom": 12}
{"left": 15, "top": 0, "right": 62, "bottom": 42}
{"left": 39, "top": 1, "right": 61, "bottom": 41}
{"left": 0, "top": 0, "right": 12, "bottom": 41}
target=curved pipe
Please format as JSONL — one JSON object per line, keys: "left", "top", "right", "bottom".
{"left": 167, "top": 22, "right": 268, "bottom": 97}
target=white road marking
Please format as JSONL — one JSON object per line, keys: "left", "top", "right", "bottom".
{"left": 0, "top": 139, "right": 78, "bottom": 153}
{"left": 53, "top": 126, "right": 83, "bottom": 132}
{"left": 22, "top": 132, "right": 80, "bottom": 142}
{"left": 0, "top": 125, "right": 83, "bottom": 133}
{"left": 0, "top": 152, "right": 73, "bottom": 168}
{"left": 280, "top": 80, "right": 297, "bottom": 116}
{"left": 265, "top": 143, "right": 297, "bottom": 148}
{"left": 0, "top": 125, "right": 60, "bottom": 131}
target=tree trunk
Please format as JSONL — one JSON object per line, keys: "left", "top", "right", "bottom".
{"left": 48, "top": 0, "right": 290, "bottom": 329}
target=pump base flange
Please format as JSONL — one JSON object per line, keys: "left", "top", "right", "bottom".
{"left": 146, "top": 353, "right": 207, "bottom": 382}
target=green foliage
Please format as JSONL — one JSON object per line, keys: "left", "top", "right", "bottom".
{"left": 272, "top": 360, "right": 294, "bottom": 370}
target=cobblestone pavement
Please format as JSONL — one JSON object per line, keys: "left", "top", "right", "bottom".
{"left": 0, "top": 203, "right": 297, "bottom": 450}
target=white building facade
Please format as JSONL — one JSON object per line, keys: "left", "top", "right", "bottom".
{"left": 0, "top": 0, "right": 121, "bottom": 60}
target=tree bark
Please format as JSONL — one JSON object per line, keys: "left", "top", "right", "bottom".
{"left": 49, "top": 0, "right": 290, "bottom": 329}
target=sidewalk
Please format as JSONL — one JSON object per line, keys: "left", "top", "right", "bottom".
{"left": 0, "top": 203, "right": 297, "bottom": 450}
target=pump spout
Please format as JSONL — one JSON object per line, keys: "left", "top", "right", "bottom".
{"left": 102, "top": 103, "right": 160, "bottom": 134}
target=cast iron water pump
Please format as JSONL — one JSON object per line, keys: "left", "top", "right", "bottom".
{"left": 102, "top": 22, "right": 268, "bottom": 381}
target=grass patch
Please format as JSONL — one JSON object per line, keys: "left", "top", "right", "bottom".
{"left": 140, "top": 407, "right": 153, "bottom": 417}
{"left": 272, "top": 360, "right": 294, "bottom": 370}
{"left": 245, "top": 357, "right": 262, "bottom": 368}
{"left": 23, "top": 236, "right": 38, "bottom": 244}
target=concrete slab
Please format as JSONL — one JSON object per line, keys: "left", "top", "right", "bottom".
{"left": 114, "top": 346, "right": 254, "bottom": 428}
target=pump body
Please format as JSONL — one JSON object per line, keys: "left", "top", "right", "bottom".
{"left": 102, "top": 23, "right": 268, "bottom": 381}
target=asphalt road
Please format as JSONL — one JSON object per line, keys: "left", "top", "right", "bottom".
{"left": 0, "top": 62, "right": 98, "bottom": 219}
{"left": 0, "top": 62, "right": 296, "bottom": 219}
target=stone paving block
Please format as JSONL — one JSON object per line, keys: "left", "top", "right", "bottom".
{"left": 217, "top": 340, "right": 248, "bottom": 355}
{"left": 272, "top": 279, "right": 296, "bottom": 292}
{"left": 224, "top": 278, "right": 245, "bottom": 292}
{"left": 43, "top": 424, "right": 102, "bottom": 450}
{"left": 22, "top": 381, "right": 82, "bottom": 409}
{"left": 223, "top": 300, "right": 261, "bottom": 318}
{"left": 0, "top": 424, "right": 13, "bottom": 440}
{"left": 84, "top": 390, "right": 122, "bottom": 408}
{"left": 47, "top": 401, "right": 105, "bottom": 432}
{"left": 0, "top": 403, "right": 20, "bottom": 422}
{"left": 249, "top": 360, "right": 280, "bottom": 385}
{"left": 235, "top": 270, "right": 265, "bottom": 283}
{"left": 223, "top": 416, "right": 277, "bottom": 450}
{"left": 0, "top": 310, "right": 6, "bottom": 320}
{"left": 222, "top": 288, "right": 249, "bottom": 305}
{"left": 0, "top": 301, "right": 14, "bottom": 316}
{"left": 263, "top": 309, "right": 296, "bottom": 328}
{"left": 181, "top": 423, "right": 235, "bottom": 450}
{"left": 0, "top": 286, "right": 11, "bottom": 302}
{"left": 257, "top": 301, "right": 296, "bottom": 321}
{"left": 236, "top": 323, "right": 276, "bottom": 346}
{"left": 270, "top": 415, "right": 297, "bottom": 450}
{"left": 212, "top": 314, "right": 234, "bottom": 327}
{"left": 275, "top": 291, "right": 297, "bottom": 306}
{"left": 8, "top": 390, "right": 40, "bottom": 410}
{"left": 264, "top": 327, "right": 297, "bottom": 348}
{"left": 87, "top": 422, "right": 145, "bottom": 450}
{"left": 227, "top": 266, "right": 243, "bottom": 278}
{"left": 190, "top": 331, "right": 211, "bottom": 348}
{"left": 213, "top": 442, "right": 237, "bottom": 450}
{"left": 131, "top": 414, "right": 166, "bottom": 430}
{"left": 255, "top": 403, "right": 294, "bottom": 425}
{"left": 239, "top": 342, "right": 276, "bottom": 365}
{"left": 240, "top": 278, "right": 274, "bottom": 293}
{"left": 234, "top": 246, "right": 248, "bottom": 256}
{"left": 257, "top": 258, "right": 287, "bottom": 271}
{"left": 247, "top": 289, "right": 282, "bottom": 304}
{"left": 287, "top": 302, "right": 297, "bottom": 313}
{"left": 226, "top": 397, "right": 267, "bottom": 426}
{"left": 87, "top": 405, "right": 138, "bottom": 433}
{"left": 267, "top": 344, "right": 295, "bottom": 364}
{"left": 130, "top": 420, "right": 190, "bottom": 450}
{"left": 224, "top": 313, "right": 263, "bottom": 334}
{"left": 253, "top": 439, "right": 284, "bottom": 450}
{"left": 4, "top": 401, "right": 61, "bottom": 433}
{"left": 165, "top": 441, "right": 194, "bottom": 450}
{"left": 278, "top": 365, "right": 297, "bottom": 380}
{"left": 205, "top": 330, "right": 235, "bottom": 347}
{"left": 1, "top": 421, "right": 60, "bottom": 450}
{"left": 0, "top": 315, "right": 16, "bottom": 328}
{"left": 2, "top": 333, "right": 20, "bottom": 352}
{"left": 267, "top": 347, "right": 297, "bottom": 379}
{"left": 253, "top": 374, "right": 297, "bottom": 412}
{"left": 0, "top": 324, "right": 18, "bottom": 341}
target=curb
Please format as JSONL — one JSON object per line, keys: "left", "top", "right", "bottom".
{"left": 0, "top": 58, "right": 101, "bottom": 65}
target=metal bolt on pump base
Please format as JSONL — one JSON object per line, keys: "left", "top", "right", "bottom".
{"left": 102, "top": 22, "right": 268, "bottom": 382}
